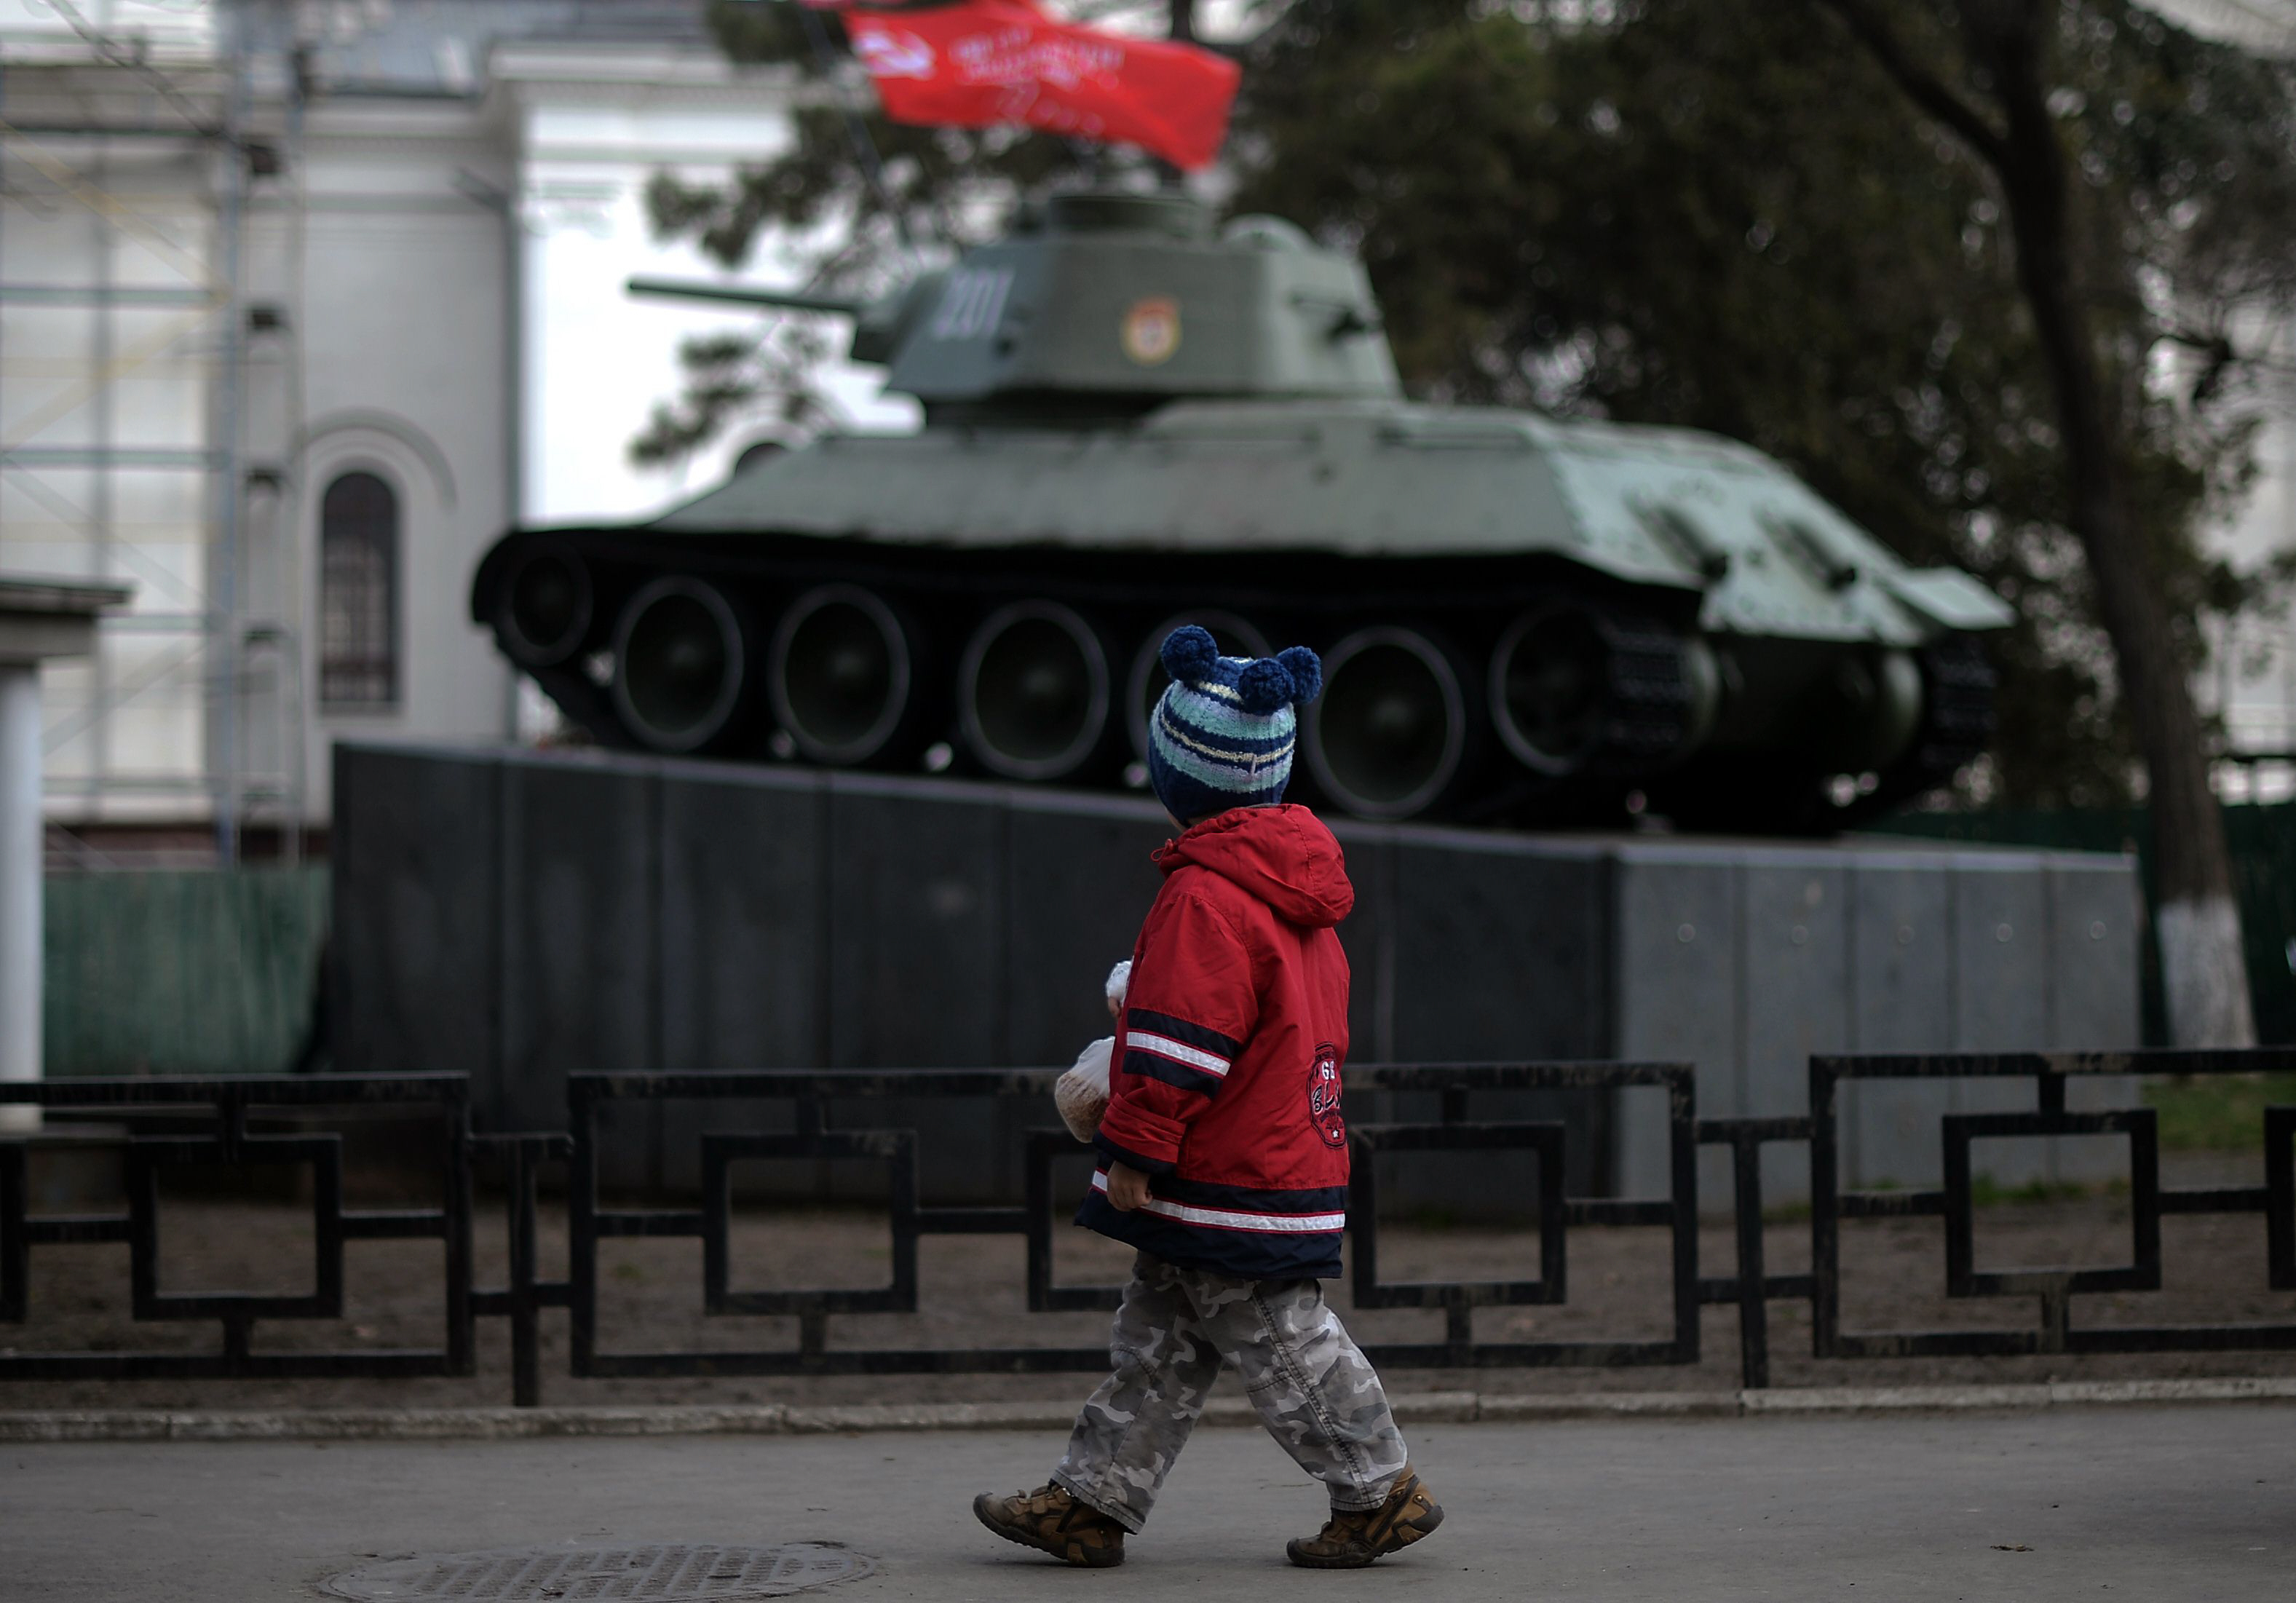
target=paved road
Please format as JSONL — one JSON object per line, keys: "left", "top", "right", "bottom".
{"left": 4, "top": 1405, "right": 2291, "bottom": 1601}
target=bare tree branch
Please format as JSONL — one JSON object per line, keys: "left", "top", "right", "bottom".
{"left": 1815, "top": 0, "right": 2011, "bottom": 170}
{"left": 2164, "top": 326, "right": 2245, "bottom": 408}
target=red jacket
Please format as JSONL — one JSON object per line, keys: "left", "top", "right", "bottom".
{"left": 1079, "top": 804, "right": 1355, "bottom": 1280}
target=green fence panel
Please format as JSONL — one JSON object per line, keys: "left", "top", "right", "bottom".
{"left": 1869, "top": 803, "right": 2296, "bottom": 1046}
{"left": 42, "top": 868, "right": 329, "bottom": 1077}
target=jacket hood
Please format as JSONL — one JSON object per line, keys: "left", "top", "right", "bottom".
{"left": 1155, "top": 805, "right": 1354, "bottom": 928}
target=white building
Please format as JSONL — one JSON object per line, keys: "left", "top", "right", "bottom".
{"left": 1, "top": 0, "right": 901, "bottom": 860}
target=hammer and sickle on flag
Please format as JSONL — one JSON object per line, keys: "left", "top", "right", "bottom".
{"left": 810, "top": 0, "right": 1242, "bottom": 172}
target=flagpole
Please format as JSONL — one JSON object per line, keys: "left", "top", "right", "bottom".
{"left": 798, "top": 1, "right": 917, "bottom": 252}
{"left": 1159, "top": 0, "right": 1195, "bottom": 186}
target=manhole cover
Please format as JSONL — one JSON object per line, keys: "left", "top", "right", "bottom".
{"left": 322, "top": 1543, "right": 875, "bottom": 1602}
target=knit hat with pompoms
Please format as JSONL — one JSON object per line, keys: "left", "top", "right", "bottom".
{"left": 1146, "top": 625, "right": 1324, "bottom": 823}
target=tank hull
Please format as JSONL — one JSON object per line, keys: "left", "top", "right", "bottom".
{"left": 474, "top": 408, "right": 2003, "bottom": 833}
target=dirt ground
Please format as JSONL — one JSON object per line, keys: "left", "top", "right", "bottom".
{"left": 4, "top": 1151, "right": 2292, "bottom": 1412}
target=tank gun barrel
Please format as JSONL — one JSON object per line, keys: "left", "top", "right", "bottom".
{"left": 625, "top": 277, "right": 865, "bottom": 317}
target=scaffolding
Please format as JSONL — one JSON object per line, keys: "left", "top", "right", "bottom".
{"left": 0, "top": 0, "right": 304, "bottom": 866}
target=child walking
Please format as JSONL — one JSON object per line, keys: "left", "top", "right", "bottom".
{"left": 973, "top": 625, "right": 1444, "bottom": 1570}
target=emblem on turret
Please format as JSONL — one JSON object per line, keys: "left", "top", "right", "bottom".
{"left": 1121, "top": 296, "right": 1180, "bottom": 365}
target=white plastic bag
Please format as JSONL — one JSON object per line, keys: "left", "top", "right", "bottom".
{"left": 1056, "top": 1036, "right": 1114, "bottom": 1142}
{"left": 1055, "top": 959, "right": 1133, "bottom": 1141}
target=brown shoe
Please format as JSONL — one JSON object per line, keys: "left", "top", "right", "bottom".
{"left": 973, "top": 1481, "right": 1128, "bottom": 1567}
{"left": 1286, "top": 1465, "right": 1444, "bottom": 1568}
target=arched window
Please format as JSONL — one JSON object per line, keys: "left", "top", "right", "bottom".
{"left": 319, "top": 470, "right": 399, "bottom": 707}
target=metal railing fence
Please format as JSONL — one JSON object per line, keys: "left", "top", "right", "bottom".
{"left": 1, "top": 1051, "right": 2290, "bottom": 1406}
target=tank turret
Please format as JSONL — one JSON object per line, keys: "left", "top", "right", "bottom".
{"left": 634, "top": 190, "right": 1397, "bottom": 419}
{"left": 476, "top": 189, "right": 2010, "bottom": 833}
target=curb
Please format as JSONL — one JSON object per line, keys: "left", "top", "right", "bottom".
{"left": 4, "top": 1377, "right": 2294, "bottom": 1442}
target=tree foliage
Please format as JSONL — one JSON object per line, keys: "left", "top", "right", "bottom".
{"left": 1237, "top": 0, "right": 2296, "bottom": 807}
{"left": 630, "top": 0, "right": 1141, "bottom": 461}
{"left": 644, "top": 0, "right": 2296, "bottom": 810}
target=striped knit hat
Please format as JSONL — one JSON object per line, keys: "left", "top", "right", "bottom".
{"left": 1146, "top": 625, "right": 1325, "bottom": 823}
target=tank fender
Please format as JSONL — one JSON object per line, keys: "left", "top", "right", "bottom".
{"left": 1883, "top": 567, "right": 2014, "bottom": 632}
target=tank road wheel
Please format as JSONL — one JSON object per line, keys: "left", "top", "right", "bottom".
{"left": 495, "top": 540, "right": 593, "bottom": 668}
{"left": 1126, "top": 610, "right": 1270, "bottom": 761}
{"left": 768, "top": 584, "right": 912, "bottom": 765}
{"left": 1490, "top": 607, "right": 1607, "bottom": 777}
{"left": 1489, "top": 603, "right": 1703, "bottom": 780}
{"left": 610, "top": 577, "right": 749, "bottom": 753}
{"left": 958, "top": 601, "right": 1112, "bottom": 781}
{"left": 1303, "top": 627, "right": 1468, "bottom": 820}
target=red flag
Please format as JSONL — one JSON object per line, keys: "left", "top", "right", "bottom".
{"left": 832, "top": 0, "right": 1240, "bottom": 171}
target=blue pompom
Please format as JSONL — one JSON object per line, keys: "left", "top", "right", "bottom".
{"left": 1276, "top": 645, "right": 1323, "bottom": 705}
{"left": 1235, "top": 657, "right": 1294, "bottom": 715}
{"left": 1160, "top": 625, "right": 1219, "bottom": 686}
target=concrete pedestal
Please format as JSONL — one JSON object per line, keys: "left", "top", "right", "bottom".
{"left": 0, "top": 577, "right": 132, "bottom": 1132}
{"left": 333, "top": 743, "right": 2144, "bottom": 1208}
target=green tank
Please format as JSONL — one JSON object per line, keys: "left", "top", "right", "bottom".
{"left": 471, "top": 189, "right": 2010, "bottom": 831}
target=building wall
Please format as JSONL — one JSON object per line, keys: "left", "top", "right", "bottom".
{"left": 0, "top": 124, "right": 221, "bottom": 823}
{"left": 287, "top": 98, "right": 519, "bottom": 817}
{"left": 0, "top": 1, "right": 221, "bottom": 953}
{"left": 5, "top": 10, "right": 890, "bottom": 833}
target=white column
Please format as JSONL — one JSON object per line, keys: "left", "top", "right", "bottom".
{"left": 0, "top": 662, "right": 40, "bottom": 1131}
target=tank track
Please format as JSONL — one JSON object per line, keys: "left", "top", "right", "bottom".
{"left": 1590, "top": 615, "right": 1699, "bottom": 774}
{"left": 1469, "top": 609, "right": 1698, "bottom": 828}
{"left": 481, "top": 523, "right": 1995, "bottom": 831}
{"left": 1834, "top": 636, "right": 1998, "bottom": 826}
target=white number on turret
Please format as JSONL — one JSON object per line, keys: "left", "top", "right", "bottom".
{"left": 928, "top": 267, "right": 1015, "bottom": 341}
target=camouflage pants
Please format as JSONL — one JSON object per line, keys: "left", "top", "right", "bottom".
{"left": 1050, "top": 1251, "right": 1409, "bottom": 1533}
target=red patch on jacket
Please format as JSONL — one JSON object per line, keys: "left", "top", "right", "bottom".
{"left": 1307, "top": 1045, "right": 1345, "bottom": 1147}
